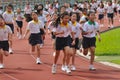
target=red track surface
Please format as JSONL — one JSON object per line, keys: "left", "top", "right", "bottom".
{"left": 0, "top": 16, "right": 120, "bottom": 80}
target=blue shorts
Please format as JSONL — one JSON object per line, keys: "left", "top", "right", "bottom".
{"left": 0, "top": 41, "right": 9, "bottom": 51}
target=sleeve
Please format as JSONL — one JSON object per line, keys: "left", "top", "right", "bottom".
{"left": 39, "top": 21, "right": 44, "bottom": 29}
{"left": 7, "top": 26, "right": 12, "bottom": 34}
{"left": 27, "top": 22, "right": 31, "bottom": 30}
{"left": 96, "top": 22, "right": 100, "bottom": 31}
{"left": 2, "top": 13, "right": 6, "bottom": 20}
{"left": 82, "top": 23, "right": 88, "bottom": 32}
{"left": 52, "top": 28, "right": 56, "bottom": 32}
{"left": 80, "top": 16, "right": 86, "bottom": 22}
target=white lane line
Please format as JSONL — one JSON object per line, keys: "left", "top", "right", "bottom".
{"left": 29, "top": 52, "right": 89, "bottom": 80}
{"left": 0, "top": 71, "right": 19, "bottom": 80}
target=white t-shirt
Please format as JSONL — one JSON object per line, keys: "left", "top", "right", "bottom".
{"left": 24, "top": 7, "right": 32, "bottom": 14}
{"left": 97, "top": 7, "right": 105, "bottom": 14}
{"left": 48, "top": 8, "right": 54, "bottom": 15}
{"left": 69, "top": 21, "right": 81, "bottom": 38}
{"left": 2, "top": 11, "right": 14, "bottom": 23}
{"left": 117, "top": 4, "right": 120, "bottom": 10}
{"left": 27, "top": 20, "right": 44, "bottom": 34}
{"left": 82, "top": 21, "right": 99, "bottom": 38}
{"left": 52, "top": 23, "right": 72, "bottom": 37}
{"left": 106, "top": 5, "right": 114, "bottom": 13}
{"left": 80, "top": 15, "right": 88, "bottom": 26}
{"left": 15, "top": 13, "right": 24, "bottom": 21}
{"left": 38, "top": 15, "right": 47, "bottom": 26}
{"left": 0, "top": 10, "right": 3, "bottom": 15}
{"left": 0, "top": 25, "right": 12, "bottom": 41}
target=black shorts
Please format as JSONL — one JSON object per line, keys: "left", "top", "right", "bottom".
{"left": 82, "top": 37, "right": 96, "bottom": 49}
{"left": 24, "top": 14, "right": 32, "bottom": 22}
{"left": 98, "top": 14, "right": 104, "bottom": 20}
{"left": 51, "top": 32, "right": 56, "bottom": 39}
{"left": 6, "top": 24, "right": 14, "bottom": 33}
{"left": 119, "top": 10, "right": 120, "bottom": 14}
{"left": 16, "top": 21, "right": 23, "bottom": 28}
{"left": 40, "top": 29, "right": 45, "bottom": 35}
{"left": 107, "top": 13, "right": 114, "bottom": 19}
{"left": 55, "top": 35, "right": 71, "bottom": 50}
{"left": 0, "top": 41, "right": 9, "bottom": 51}
{"left": 71, "top": 38, "right": 80, "bottom": 49}
{"left": 29, "top": 33, "right": 42, "bottom": 46}
{"left": 114, "top": 8, "right": 117, "bottom": 13}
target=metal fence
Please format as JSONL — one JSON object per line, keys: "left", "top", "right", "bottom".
{"left": 0, "top": 0, "right": 75, "bottom": 11}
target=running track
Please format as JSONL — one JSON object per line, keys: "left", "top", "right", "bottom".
{"left": 0, "top": 16, "right": 120, "bottom": 80}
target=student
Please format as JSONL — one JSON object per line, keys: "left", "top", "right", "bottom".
{"left": 47, "top": 13, "right": 58, "bottom": 55}
{"left": 69, "top": 12, "right": 82, "bottom": 71}
{"left": 97, "top": 3, "right": 105, "bottom": 27}
{"left": 51, "top": 12, "right": 73, "bottom": 74}
{"left": 15, "top": 8, "right": 24, "bottom": 39}
{"left": 0, "top": 6, "right": 3, "bottom": 15}
{"left": 80, "top": 8, "right": 88, "bottom": 26}
{"left": 82, "top": 11, "right": 101, "bottom": 71}
{"left": 2, "top": 4, "right": 15, "bottom": 54}
{"left": 0, "top": 15, "right": 12, "bottom": 69}
{"left": 117, "top": 1, "right": 120, "bottom": 22}
{"left": 24, "top": 2, "right": 32, "bottom": 22}
{"left": 106, "top": 1, "right": 114, "bottom": 28}
{"left": 37, "top": 4, "right": 47, "bottom": 48}
{"left": 23, "top": 11, "right": 44, "bottom": 64}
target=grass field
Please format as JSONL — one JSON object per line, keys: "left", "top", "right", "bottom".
{"left": 95, "top": 27, "right": 120, "bottom": 64}
{"left": 96, "top": 27, "right": 120, "bottom": 56}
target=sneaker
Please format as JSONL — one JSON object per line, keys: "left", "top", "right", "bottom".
{"left": 17, "top": 32, "right": 20, "bottom": 37}
{"left": 65, "top": 66, "right": 71, "bottom": 74}
{"left": 53, "top": 52, "right": 56, "bottom": 57}
{"left": 18, "top": 35, "right": 22, "bottom": 39}
{"left": 89, "top": 65, "right": 96, "bottom": 71}
{"left": 0, "top": 64, "right": 4, "bottom": 69}
{"left": 36, "top": 58, "right": 42, "bottom": 64}
{"left": 40, "top": 44, "right": 43, "bottom": 48}
{"left": 9, "top": 48, "right": 13, "bottom": 54}
{"left": 111, "top": 25, "right": 114, "bottom": 28}
{"left": 61, "top": 65, "right": 66, "bottom": 71}
{"left": 52, "top": 64, "right": 57, "bottom": 74}
{"left": 71, "top": 65, "right": 76, "bottom": 71}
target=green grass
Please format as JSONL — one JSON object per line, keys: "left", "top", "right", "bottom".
{"left": 96, "top": 56, "right": 120, "bottom": 64}
{"left": 96, "top": 28, "right": 120, "bottom": 56}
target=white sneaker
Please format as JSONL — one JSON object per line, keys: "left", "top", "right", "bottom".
{"left": 53, "top": 52, "right": 56, "bottom": 57}
{"left": 18, "top": 35, "right": 22, "bottom": 39}
{"left": 61, "top": 65, "right": 66, "bottom": 71}
{"left": 65, "top": 66, "right": 71, "bottom": 74}
{"left": 9, "top": 48, "right": 13, "bottom": 54}
{"left": 89, "top": 65, "right": 96, "bottom": 71}
{"left": 0, "top": 64, "right": 4, "bottom": 69}
{"left": 40, "top": 44, "right": 43, "bottom": 48}
{"left": 36, "top": 58, "right": 42, "bottom": 64}
{"left": 71, "top": 65, "right": 76, "bottom": 71}
{"left": 52, "top": 64, "right": 57, "bottom": 74}
{"left": 111, "top": 25, "right": 114, "bottom": 28}
{"left": 17, "top": 32, "right": 20, "bottom": 37}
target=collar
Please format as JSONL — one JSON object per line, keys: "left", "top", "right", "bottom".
{"left": 88, "top": 20, "right": 95, "bottom": 25}
{"left": 33, "top": 20, "right": 40, "bottom": 24}
{"left": 60, "top": 22, "right": 68, "bottom": 27}
{"left": 71, "top": 21, "right": 77, "bottom": 26}
{"left": 6, "top": 11, "right": 12, "bottom": 14}
{"left": 0, "top": 25, "right": 6, "bottom": 29}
